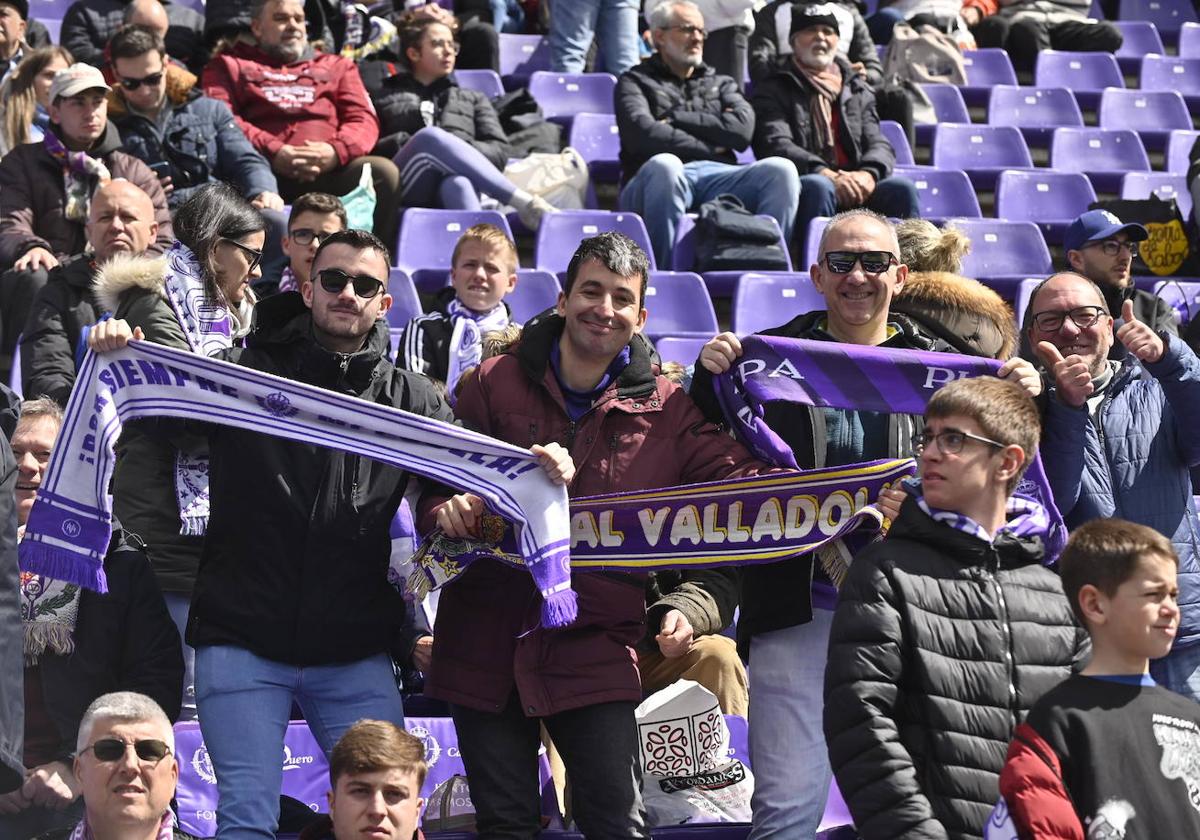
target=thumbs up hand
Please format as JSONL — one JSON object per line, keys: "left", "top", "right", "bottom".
{"left": 1116, "top": 299, "right": 1164, "bottom": 363}
{"left": 1036, "top": 341, "right": 1095, "bottom": 408}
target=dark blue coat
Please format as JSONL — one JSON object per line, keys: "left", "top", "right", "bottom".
{"left": 1041, "top": 334, "right": 1200, "bottom": 647}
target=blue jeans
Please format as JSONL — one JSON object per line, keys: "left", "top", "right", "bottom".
{"left": 549, "top": 0, "right": 640, "bottom": 74}
{"left": 747, "top": 609, "right": 835, "bottom": 840}
{"left": 194, "top": 645, "right": 405, "bottom": 840}
{"left": 164, "top": 592, "right": 197, "bottom": 721}
{"left": 619, "top": 155, "right": 801, "bottom": 268}
{"left": 795, "top": 173, "right": 921, "bottom": 255}
{"left": 1151, "top": 641, "right": 1200, "bottom": 704}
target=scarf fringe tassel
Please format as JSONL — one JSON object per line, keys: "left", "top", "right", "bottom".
{"left": 23, "top": 622, "right": 76, "bottom": 665}
{"left": 540, "top": 589, "right": 578, "bottom": 628}
{"left": 20, "top": 544, "right": 108, "bottom": 594}
{"left": 179, "top": 515, "right": 208, "bottom": 537}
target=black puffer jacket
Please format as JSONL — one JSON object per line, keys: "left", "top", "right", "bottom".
{"left": 19, "top": 256, "right": 102, "bottom": 406}
{"left": 615, "top": 54, "right": 753, "bottom": 178}
{"left": 752, "top": 55, "right": 895, "bottom": 181}
{"left": 187, "top": 292, "right": 456, "bottom": 666}
{"left": 824, "top": 498, "right": 1088, "bottom": 840}
{"left": 359, "top": 65, "right": 510, "bottom": 166}
{"left": 60, "top": 0, "right": 206, "bottom": 74}
{"left": 0, "top": 384, "right": 21, "bottom": 794}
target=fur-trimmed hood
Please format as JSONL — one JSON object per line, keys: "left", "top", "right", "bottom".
{"left": 892, "top": 270, "right": 1018, "bottom": 360}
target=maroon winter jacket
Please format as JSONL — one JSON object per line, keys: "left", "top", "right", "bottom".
{"left": 201, "top": 43, "right": 379, "bottom": 166}
{"left": 422, "top": 316, "right": 765, "bottom": 716}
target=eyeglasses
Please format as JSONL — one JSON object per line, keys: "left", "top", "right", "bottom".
{"left": 287, "top": 228, "right": 334, "bottom": 247}
{"left": 221, "top": 237, "right": 263, "bottom": 273}
{"left": 118, "top": 72, "right": 164, "bottom": 91}
{"left": 426, "top": 38, "right": 461, "bottom": 53}
{"left": 82, "top": 738, "right": 172, "bottom": 763}
{"left": 823, "top": 250, "right": 898, "bottom": 274}
{"left": 1087, "top": 239, "right": 1139, "bottom": 258}
{"left": 665, "top": 24, "right": 706, "bottom": 38}
{"left": 317, "top": 267, "right": 386, "bottom": 299}
{"left": 911, "top": 428, "right": 1006, "bottom": 456}
{"left": 1031, "top": 305, "right": 1107, "bottom": 333}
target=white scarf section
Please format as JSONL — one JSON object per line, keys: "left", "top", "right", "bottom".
{"left": 161, "top": 241, "right": 255, "bottom": 535}
{"left": 445, "top": 298, "right": 509, "bottom": 404}
{"left": 19, "top": 341, "right": 577, "bottom": 624}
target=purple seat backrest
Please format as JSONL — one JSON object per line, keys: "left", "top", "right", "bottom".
{"left": 508, "top": 269, "right": 561, "bottom": 324}
{"left": 1115, "top": 20, "right": 1166, "bottom": 56}
{"left": 1119, "top": 0, "right": 1199, "bottom": 41}
{"left": 1167, "top": 130, "right": 1200, "bottom": 174}
{"left": 988, "top": 86, "right": 1083, "bottom": 130}
{"left": 29, "top": 0, "right": 76, "bottom": 18}
{"left": 569, "top": 112, "right": 621, "bottom": 166}
{"left": 995, "top": 170, "right": 1097, "bottom": 224}
{"left": 918, "top": 84, "right": 970, "bottom": 124}
{"left": 644, "top": 271, "right": 719, "bottom": 338}
{"left": 932, "top": 125, "right": 1033, "bottom": 170}
{"left": 893, "top": 167, "right": 982, "bottom": 218}
{"left": 528, "top": 71, "right": 618, "bottom": 119}
{"left": 395, "top": 208, "right": 513, "bottom": 274}
{"left": 385, "top": 268, "right": 422, "bottom": 329}
{"left": 454, "top": 69, "right": 505, "bottom": 99}
{"left": 1182, "top": 21, "right": 1200, "bottom": 56}
{"left": 954, "top": 219, "right": 1053, "bottom": 277}
{"left": 1140, "top": 55, "right": 1200, "bottom": 97}
{"left": 1153, "top": 279, "right": 1200, "bottom": 325}
{"left": 1035, "top": 50, "right": 1123, "bottom": 91}
{"left": 536, "top": 210, "right": 656, "bottom": 272}
{"left": 880, "top": 120, "right": 914, "bottom": 165}
{"left": 654, "top": 335, "right": 708, "bottom": 366}
{"left": 1015, "top": 277, "right": 1041, "bottom": 330}
{"left": 732, "top": 272, "right": 823, "bottom": 336}
{"left": 1050, "top": 128, "right": 1150, "bottom": 173}
{"left": 1122, "top": 172, "right": 1193, "bottom": 219}
{"left": 499, "top": 34, "right": 552, "bottom": 79}
{"left": 962, "top": 48, "right": 1018, "bottom": 87}
{"left": 1099, "top": 89, "right": 1192, "bottom": 132}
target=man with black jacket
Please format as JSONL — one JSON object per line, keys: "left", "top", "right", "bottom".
{"left": 752, "top": 5, "right": 919, "bottom": 256}
{"left": 87, "top": 229, "right": 472, "bottom": 840}
{"left": 616, "top": 0, "right": 800, "bottom": 268}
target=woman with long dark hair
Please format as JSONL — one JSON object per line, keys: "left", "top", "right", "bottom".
{"left": 0, "top": 46, "right": 73, "bottom": 157}
{"left": 94, "top": 182, "right": 265, "bottom": 721}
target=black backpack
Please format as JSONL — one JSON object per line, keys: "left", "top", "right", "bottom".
{"left": 693, "top": 194, "right": 790, "bottom": 273}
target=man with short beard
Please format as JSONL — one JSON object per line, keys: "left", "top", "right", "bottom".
{"left": 752, "top": 4, "right": 919, "bottom": 257}
{"left": 202, "top": 0, "right": 402, "bottom": 249}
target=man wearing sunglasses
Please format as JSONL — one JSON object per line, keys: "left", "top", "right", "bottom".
{"left": 1031, "top": 270, "right": 1200, "bottom": 706}
{"left": 689, "top": 208, "right": 1041, "bottom": 839}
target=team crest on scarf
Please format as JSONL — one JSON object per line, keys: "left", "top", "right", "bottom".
{"left": 256, "top": 391, "right": 299, "bottom": 418}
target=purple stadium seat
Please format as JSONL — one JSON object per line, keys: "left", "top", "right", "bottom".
{"left": 1114, "top": 21, "right": 1166, "bottom": 73}
{"left": 498, "top": 34, "right": 551, "bottom": 87}
{"left": 1099, "top": 88, "right": 1191, "bottom": 152}
{"left": 802, "top": 217, "right": 830, "bottom": 273}
{"left": 1119, "top": 0, "right": 1198, "bottom": 45}
{"left": 960, "top": 49, "right": 1018, "bottom": 108}
{"left": 995, "top": 170, "right": 1097, "bottom": 244}
{"left": 893, "top": 166, "right": 982, "bottom": 220}
{"left": 671, "top": 214, "right": 792, "bottom": 296}
{"left": 1167, "top": 130, "right": 1200, "bottom": 174}
{"left": 1153, "top": 279, "right": 1200, "bottom": 325}
{"left": 37, "top": 17, "right": 61, "bottom": 42}
{"left": 931, "top": 125, "right": 1033, "bottom": 190}
{"left": 507, "top": 269, "right": 561, "bottom": 324}
{"left": 734, "top": 146, "right": 756, "bottom": 165}
{"left": 1182, "top": 21, "right": 1200, "bottom": 57}
{"left": 1049, "top": 127, "right": 1150, "bottom": 193}
{"left": 987, "top": 85, "right": 1083, "bottom": 146}
{"left": 8, "top": 337, "right": 20, "bottom": 397}
{"left": 654, "top": 335, "right": 707, "bottom": 366}
{"left": 454, "top": 69, "right": 504, "bottom": 99}
{"left": 1140, "top": 55, "right": 1200, "bottom": 111}
{"left": 569, "top": 112, "right": 622, "bottom": 182}
{"left": 394, "top": 208, "right": 514, "bottom": 292}
{"left": 1122, "top": 172, "right": 1193, "bottom": 221}
{"left": 385, "top": 268, "right": 422, "bottom": 329}
{"left": 643, "top": 271, "right": 719, "bottom": 342}
{"left": 914, "top": 84, "right": 970, "bottom": 146}
{"left": 536, "top": 210, "right": 656, "bottom": 275}
{"left": 1014, "top": 277, "right": 1042, "bottom": 331}
{"left": 952, "top": 219, "right": 1053, "bottom": 300}
{"left": 528, "top": 71, "right": 618, "bottom": 124}
{"left": 880, "top": 120, "right": 915, "bottom": 166}
{"left": 1034, "top": 50, "right": 1123, "bottom": 110}
{"left": 31, "top": 0, "right": 78, "bottom": 16}
{"left": 732, "top": 273, "right": 823, "bottom": 336}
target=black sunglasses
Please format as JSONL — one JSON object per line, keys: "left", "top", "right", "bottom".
{"left": 823, "top": 250, "right": 898, "bottom": 274}
{"left": 83, "top": 737, "right": 172, "bottom": 763}
{"left": 317, "top": 267, "right": 386, "bottom": 299}
{"left": 119, "top": 71, "right": 164, "bottom": 91}
{"left": 221, "top": 237, "right": 263, "bottom": 273}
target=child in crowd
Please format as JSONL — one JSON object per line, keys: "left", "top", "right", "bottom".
{"left": 997, "top": 518, "right": 1200, "bottom": 839}
{"left": 824, "top": 376, "right": 1088, "bottom": 840}
{"left": 396, "top": 223, "right": 518, "bottom": 399}
{"left": 276, "top": 193, "right": 349, "bottom": 295}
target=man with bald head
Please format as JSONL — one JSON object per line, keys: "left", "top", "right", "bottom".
{"left": 123, "top": 0, "right": 168, "bottom": 37}
{"left": 20, "top": 180, "right": 158, "bottom": 404}
{"left": 1031, "top": 271, "right": 1200, "bottom": 703}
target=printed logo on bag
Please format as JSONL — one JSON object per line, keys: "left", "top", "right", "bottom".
{"left": 256, "top": 391, "right": 299, "bottom": 419}
{"left": 657, "top": 762, "right": 747, "bottom": 794}
{"left": 406, "top": 725, "right": 441, "bottom": 769}
{"left": 191, "top": 746, "right": 217, "bottom": 785}
{"left": 282, "top": 744, "right": 315, "bottom": 771}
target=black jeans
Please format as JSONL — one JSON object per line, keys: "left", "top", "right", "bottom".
{"left": 972, "top": 15, "right": 1122, "bottom": 73}
{"left": 451, "top": 693, "right": 649, "bottom": 839}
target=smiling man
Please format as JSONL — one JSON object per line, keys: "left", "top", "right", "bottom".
{"left": 1031, "top": 270, "right": 1200, "bottom": 704}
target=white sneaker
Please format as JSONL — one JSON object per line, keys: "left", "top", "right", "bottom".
{"left": 517, "top": 195, "right": 557, "bottom": 231}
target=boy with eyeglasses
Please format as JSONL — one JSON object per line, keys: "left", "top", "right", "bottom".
{"left": 1029, "top": 270, "right": 1200, "bottom": 705}
{"left": 824, "top": 376, "right": 1088, "bottom": 840}
{"left": 276, "top": 192, "right": 347, "bottom": 295}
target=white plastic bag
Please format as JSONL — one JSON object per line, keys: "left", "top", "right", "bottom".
{"left": 503, "top": 147, "right": 589, "bottom": 210}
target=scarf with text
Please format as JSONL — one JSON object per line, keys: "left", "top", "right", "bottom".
{"left": 446, "top": 297, "right": 509, "bottom": 404}
{"left": 18, "top": 340, "right": 577, "bottom": 626}
{"left": 713, "top": 335, "right": 1067, "bottom": 560}
{"left": 43, "top": 130, "right": 110, "bottom": 222}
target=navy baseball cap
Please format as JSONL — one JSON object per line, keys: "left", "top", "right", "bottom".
{"left": 1064, "top": 209, "right": 1148, "bottom": 254}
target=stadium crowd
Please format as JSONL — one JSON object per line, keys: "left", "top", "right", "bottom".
{"left": 0, "top": 0, "right": 1199, "bottom": 838}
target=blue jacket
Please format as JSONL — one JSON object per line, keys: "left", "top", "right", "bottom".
{"left": 1041, "top": 333, "right": 1200, "bottom": 647}
{"left": 111, "top": 66, "right": 277, "bottom": 210}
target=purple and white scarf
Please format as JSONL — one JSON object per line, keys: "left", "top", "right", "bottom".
{"left": 911, "top": 478, "right": 1055, "bottom": 546}
{"left": 445, "top": 298, "right": 509, "bottom": 403}
{"left": 19, "top": 341, "right": 576, "bottom": 625}
{"left": 43, "top": 130, "right": 110, "bottom": 223}
{"left": 714, "top": 335, "right": 1067, "bottom": 561}
{"left": 277, "top": 265, "right": 299, "bottom": 294}
{"left": 69, "top": 810, "right": 174, "bottom": 840}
